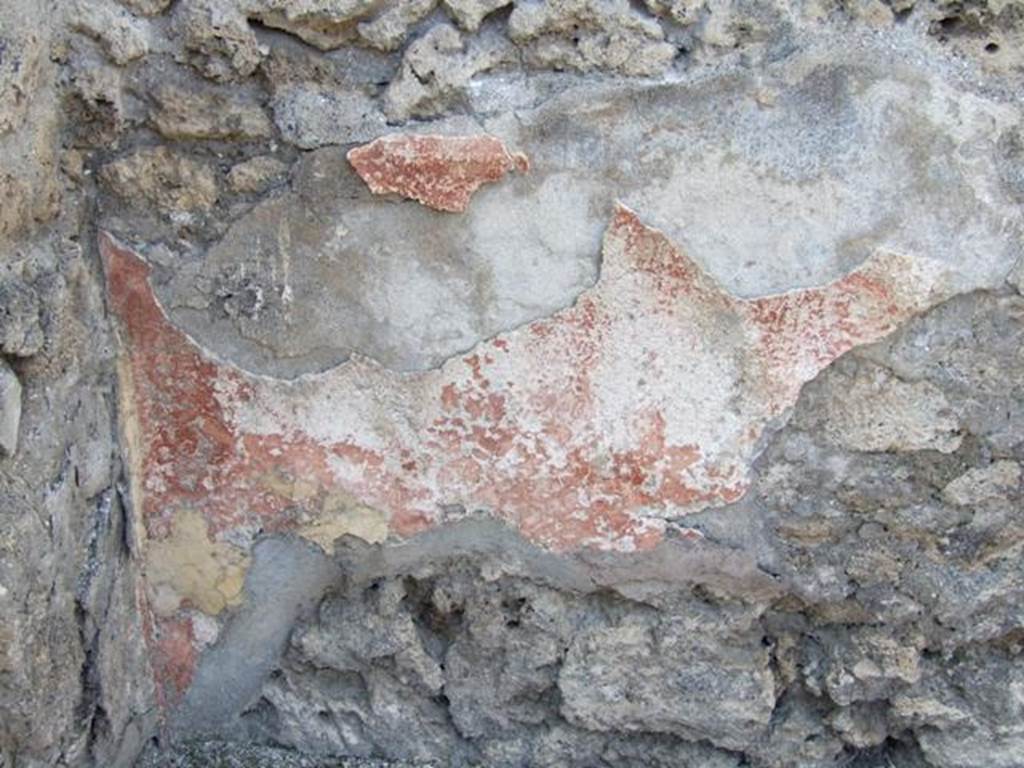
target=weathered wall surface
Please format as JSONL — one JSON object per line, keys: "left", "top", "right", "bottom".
{"left": 0, "top": 1, "right": 157, "bottom": 766}
{"left": 2, "top": 0, "right": 1024, "bottom": 766}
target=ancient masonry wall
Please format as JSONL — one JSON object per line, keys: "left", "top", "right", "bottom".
{"left": 2, "top": 1, "right": 1024, "bottom": 767}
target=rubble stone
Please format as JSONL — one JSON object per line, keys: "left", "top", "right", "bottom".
{"left": 272, "top": 83, "right": 386, "bottom": 149}
{"left": 227, "top": 155, "right": 290, "bottom": 194}
{"left": 69, "top": 0, "right": 151, "bottom": 65}
{"left": 151, "top": 84, "right": 273, "bottom": 141}
{"left": 100, "top": 146, "right": 219, "bottom": 214}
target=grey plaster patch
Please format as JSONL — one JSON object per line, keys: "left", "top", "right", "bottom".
{"left": 334, "top": 516, "right": 784, "bottom": 603}
{"left": 172, "top": 536, "right": 341, "bottom": 738}
{"left": 156, "top": 36, "right": 1021, "bottom": 378}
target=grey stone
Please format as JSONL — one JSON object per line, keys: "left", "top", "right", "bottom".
{"left": 0, "top": 0, "right": 61, "bottom": 245}
{"left": 356, "top": 0, "right": 439, "bottom": 52}
{"left": 67, "top": 64, "right": 126, "bottom": 147}
{"left": 1010, "top": 255, "right": 1024, "bottom": 294}
{"left": 174, "top": 0, "right": 267, "bottom": 82}
{"left": 814, "top": 627, "right": 923, "bottom": 706}
{"left": 442, "top": 0, "right": 512, "bottom": 31}
{"left": 249, "top": 0, "right": 438, "bottom": 52}
{"left": 118, "top": 0, "right": 174, "bottom": 15}
{"left": 272, "top": 84, "right": 386, "bottom": 148}
{"left": 0, "top": 279, "right": 44, "bottom": 358}
{"left": 912, "top": 0, "right": 1024, "bottom": 74}
{"left": 942, "top": 461, "right": 1021, "bottom": 507}
{"left": 749, "top": 692, "right": 846, "bottom": 768}
{"left": 101, "top": 146, "right": 219, "bottom": 215}
{"left": 695, "top": 0, "right": 789, "bottom": 53}
{"left": 814, "top": 362, "right": 963, "bottom": 454}
{"left": 643, "top": 0, "right": 703, "bottom": 26}
{"left": 383, "top": 23, "right": 515, "bottom": 120}
{"left": 137, "top": 740, "right": 432, "bottom": 767}
{"left": 829, "top": 702, "right": 890, "bottom": 749}
{"left": 0, "top": 5, "right": 52, "bottom": 137}
{"left": 0, "top": 360, "right": 21, "bottom": 458}
{"left": 507, "top": 0, "right": 677, "bottom": 75}
{"left": 559, "top": 607, "right": 776, "bottom": 751}
{"left": 902, "top": 649, "right": 1024, "bottom": 768}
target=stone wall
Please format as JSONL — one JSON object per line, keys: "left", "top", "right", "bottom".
{"left": 0, "top": 1, "right": 156, "bottom": 766}
{"left": 1, "top": 1, "right": 1023, "bottom": 766}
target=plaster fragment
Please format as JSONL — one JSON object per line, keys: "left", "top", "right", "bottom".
{"left": 347, "top": 133, "right": 529, "bottom": 212}
{"left": 102, "top": 207, "right": 953, "bottom": 698}
{"left": 103, "top": 207, "right": 952, "bottom": 556}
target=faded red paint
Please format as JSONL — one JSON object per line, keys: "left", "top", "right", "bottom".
{"left": 149, "top": 616, "right": 196, "bottom": 707}
{"left": 102, "top": 204, "right": 950, "bottom": 704}
{"left": 744, "top": 254, "right": 928, "bottom": 406}
{"left": 347, "top": 133, "right": 529, "bottom": 212}
{"left": 103, "top": 210, "right": 944, "bottom": 551}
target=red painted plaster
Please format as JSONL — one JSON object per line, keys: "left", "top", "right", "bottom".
{"left": 101, "top": 204, "right": 950, "bottom": 703}
{"left": 347, "top": 134, "right": 529, "bottom": 212}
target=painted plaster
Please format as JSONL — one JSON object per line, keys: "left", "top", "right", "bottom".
{"left": 347, "top": 133, "right": 529, "bottom": 212}
{"left": 103, "top": 201, "right": 953, "bottom": 704}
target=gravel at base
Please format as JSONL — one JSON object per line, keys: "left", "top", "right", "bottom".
{"left": 136, "top": 741, "right": 435, "bottom": 768}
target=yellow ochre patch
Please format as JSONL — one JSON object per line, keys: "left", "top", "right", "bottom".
{"left": 145, "top": 510, "right": 250, "bottom": 617}
{"left": 259, "top": 471, "right": 390, "bottom": 554}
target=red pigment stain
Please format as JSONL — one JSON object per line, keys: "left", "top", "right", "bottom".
{"left": 347, "top": 134, "right": 529, "bottom": 213}
{"left": 101, "top": 204, "right": 946, "bottom": 705}
{"left": 745, "top": 264, "right": 914, "bottom": 406}
{"left": 149, "top": 616, "right": 196, "bottom": 707}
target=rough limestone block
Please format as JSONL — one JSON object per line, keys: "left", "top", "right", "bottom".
{"left": 943, "top": 461, "right": 1022, "bottom": 507}
{"left": 100, "top": 146, "right": 218, "bottom": 215}
{"left": 819, "top": 364, "right": 963, "bottom": 453}
{"left": 150, "top": 84, "right": 273, "bottom": 141}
